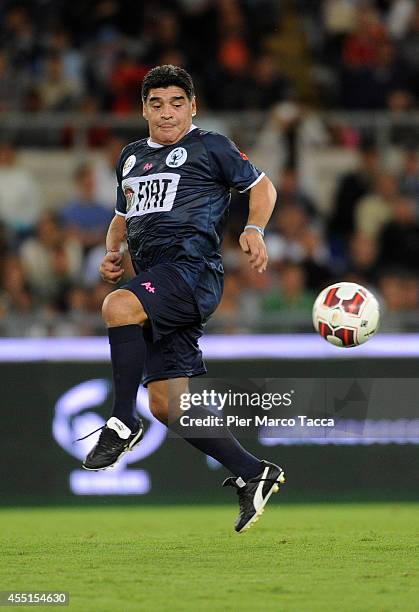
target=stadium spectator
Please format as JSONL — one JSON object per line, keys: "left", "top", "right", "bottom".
{"left": 37, "top": 53, "right": 82, "bottom": 111}
{"left": 20, "top": 212, "right": 83, "bottom": 300}
{"left": 93, "top": 134, "right": 124, "bottom": 209}
{"left": 265, "top": 203, "right": 311, "bottom": 263}
{"left": 209, "top": 275, "right": 243, "bottom": 333}
{"left": 0, "top": 48, "right": 23, "bottom": 112}
{"left": 404, "top": 274, "right": 419, "bottom": 311}
{"left": 322, "top": 0, "right": 357, "bottom": 57}
{"left": 0, "top": 254, "right": 35, "bottom": 317}
{"left": 143, "top": 10, "right": 183, "bottom": 66}
{"left": 339, "top": 6, "right": 387, "bottom": 108}
{"left": 378, "top": 270, "right": 411, "bottom": 312}
{"left": 369, "top": 41, "right": 407, "bottom": 110}
{"left": 245, "top": 54, "right": 293, "bottom": 110}
{"left": 377, "top": 197, "right": 419, "bottom": 272}
{"left": 386, "top": 0, "right": 415, "bottom": 40}
{"left": 299, "top": 227, "right": 333, "bottom": 291}
{"left": 342, "top": 5, "right": 385, "bottom": 70}
{"left": 398, "top": 147, "right": 419, "bottom": 216}
{"left": 205, "top": 0, "right": 251, "bottom": 110}
{"left": 344, "top": 231, "right": 380, "bottom": 287}
{"left": 47, "top": 28, "right": 85, "bottom": 85}
{"left": 109, "top": 52, "right": 148, "bottom": 115}
{"left": 86, "top": 280, "right": 113, "bottom": 324}
{"left": 261, "top": 262, "right": 315, "bottom": 322}
{"left": 176, "top": 0, "right": 218, "bottom": 72}
{"left": 328, "top": 142, "right": 380, "bottom": 249}
{"left": 0, "top": 220, "right": 11, "bottom": 258}
{"left": 275, "top": 165, "right": 318, "bottom": 219}
{"left": 237, "top": 247, "right": 273, "bottom": 328}
{"left": 266, "top": 200, "right": 331, "bottom": 290}
{"left": 83, "top": 27, "right": 122, "bottom": 110}
{"left": 271, "top": 100, "right": 312, "bottom": 168}
{"left": 399, "top": 5, "right": 419, "bottom": 95}
{"left": 62, "top": 96, "right": 111, "bottom": 148}
{"left": 60, "top": 164, "right": 112, "bottom": 252}
{"left": 0, "top": 140, "right": 41, "bottom": 237}
{"left": 83, "top": 243, "right": 111, "bottom": 287}
{"left": 60, "top": 285, "right": 93, "bottom": 336}
{"left": 1, "top": 5, "right": 38, "bottom": 71}
{"left": 355, "top": 172, "right": 399, "bottom": 238}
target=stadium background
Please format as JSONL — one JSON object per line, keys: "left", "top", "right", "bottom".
{"left": 1, "top": 1, "right": 418, "bottom": 506}
{"left": 1, "top": 3, "right": 418, "bottom": 611}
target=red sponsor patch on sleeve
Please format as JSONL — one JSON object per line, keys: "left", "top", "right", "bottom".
{"left": 240, "top": 151, "right": 249, "bottom": 161}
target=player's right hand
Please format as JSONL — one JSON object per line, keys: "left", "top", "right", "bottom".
{"left": 239, "top": 229, "right": 268, "bottom": 273}
{"left": 100, "top": 250, "right": 124, "bottom": 284}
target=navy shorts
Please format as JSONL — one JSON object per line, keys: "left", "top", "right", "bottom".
{"left": 122, "top": 263, "right": 207, "bottom": 386}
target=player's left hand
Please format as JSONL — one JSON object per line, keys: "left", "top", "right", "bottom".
{"left": 239, "top": 229, "right": 268, "bottom": 273}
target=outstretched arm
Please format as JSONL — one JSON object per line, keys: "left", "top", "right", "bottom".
{"left": 239, "top": 175, "right": 277, "bottom": 273}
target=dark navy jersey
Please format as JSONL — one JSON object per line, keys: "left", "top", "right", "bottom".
{"left": 115, "top": 126, "right": 264, "bottom": 320}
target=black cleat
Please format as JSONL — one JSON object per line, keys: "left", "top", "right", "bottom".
{"left": 81, "top": 417, "right": 144, "bottom": 471}
{"left": 223, "top": 461, "right": 285, "bottom": 533}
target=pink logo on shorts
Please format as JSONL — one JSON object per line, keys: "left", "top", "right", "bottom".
{"left": 141, "top": 281, "right": 155, "bottom": 294}
{"left": 143, "top": 162, "right": 153, "bottom": 171}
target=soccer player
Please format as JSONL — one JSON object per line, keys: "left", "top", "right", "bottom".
{"left": 81, "top": 65, "right": 285, "bottom": 532}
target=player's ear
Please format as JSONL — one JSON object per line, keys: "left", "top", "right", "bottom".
{"left": 142, "top": 102, "right": 148, "bottom": 120}
{"left": 191, "top": 96, "right": 197, "bottom": 117}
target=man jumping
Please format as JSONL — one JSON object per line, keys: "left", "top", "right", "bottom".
{"left": 81, "top": 65, "right": 285, "bottom": 533}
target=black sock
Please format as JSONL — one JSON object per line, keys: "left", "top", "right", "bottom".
{"left": 108, "top": 324, "right": 146, "bottom": 431}
{"left": 169, "top": 405, "right": 263, "bottom": 481}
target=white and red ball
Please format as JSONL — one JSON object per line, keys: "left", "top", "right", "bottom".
{"left": 312, "top": 282, "right": 380, "bottom": 347}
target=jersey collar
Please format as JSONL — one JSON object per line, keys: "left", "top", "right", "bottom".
{"left": 147, "top": 124, "right": 198, "bottom": 148}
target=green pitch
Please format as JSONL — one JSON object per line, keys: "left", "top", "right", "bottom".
{"left": 1, "top": 504, "right": 418, "bottom": 611}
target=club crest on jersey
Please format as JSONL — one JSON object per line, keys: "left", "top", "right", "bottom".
{"left": 122, "top": 154, "right": 136, "bottom": 177}
{"left": 123, "top": 186, "right": 135, "bottom": 211}
{"left": 166, "top": 147, "right": 187, "bottom": 168}
{"left": 143, "top": 162, "right": 153, "bottom": 171}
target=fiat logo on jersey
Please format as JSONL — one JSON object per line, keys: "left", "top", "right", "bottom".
{"left": 166, "top": 147, "right": 187, "bottom": 168}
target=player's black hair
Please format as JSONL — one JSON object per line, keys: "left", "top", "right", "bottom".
{"left": 141, "top": 65, "right": 195, "bottom": 101}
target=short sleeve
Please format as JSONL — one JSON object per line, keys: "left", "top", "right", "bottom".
{"left": 203, "top": 132, "right": 264, "bottom": 192}
{"left": 114, "top": 146, "right": 129, "bottom": 216}
{"left": 115, "top": 185, "right": 127, "bottom": 216}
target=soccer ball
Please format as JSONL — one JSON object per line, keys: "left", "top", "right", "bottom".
{"left": 312, "top": 282, "right": 380, "bottom": 347}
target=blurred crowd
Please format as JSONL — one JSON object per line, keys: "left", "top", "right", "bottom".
{"left": 0, "top": 133, "right": 419, "bottom": 336}
{"left": 213, "top": 140, "right": 419, "bottom": 333}
{"left": 0, "top": 137, "right": 118, "bottom": 336}
{"left": 308, "top": 0, "right": 419, "bottom": 111}
{"left": 0, "top": 0, "right": 287, "bottom": 117}
{"left": 3, "top": 1, "right": 419, "bottom": 115}
{"left": 0, "top": 0, "right": 418, "bottom": 336}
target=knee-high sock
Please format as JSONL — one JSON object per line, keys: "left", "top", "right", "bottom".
{"left": 108, "top": 325, "right": 146, "bottom": 431}
{"left": 169, "top": 405, "right": 263, "bottom": 481}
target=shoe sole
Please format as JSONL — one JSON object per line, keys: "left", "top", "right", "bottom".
{"left": 82, "top": 426, "right": 144, "bottom": 472}
{"left": 237, "top": 469, "right": 286, "bottom": 533}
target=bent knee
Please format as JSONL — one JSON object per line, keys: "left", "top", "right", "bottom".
{"left": 102, "top": 289, "right": 147, "bottom": 327}
{"left": 149, "top": 393, "right": 169, "bottom": 424}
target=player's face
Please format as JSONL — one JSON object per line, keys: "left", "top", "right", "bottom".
{"left": 143, "top": 86, "right": 196, "bottom": 145}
